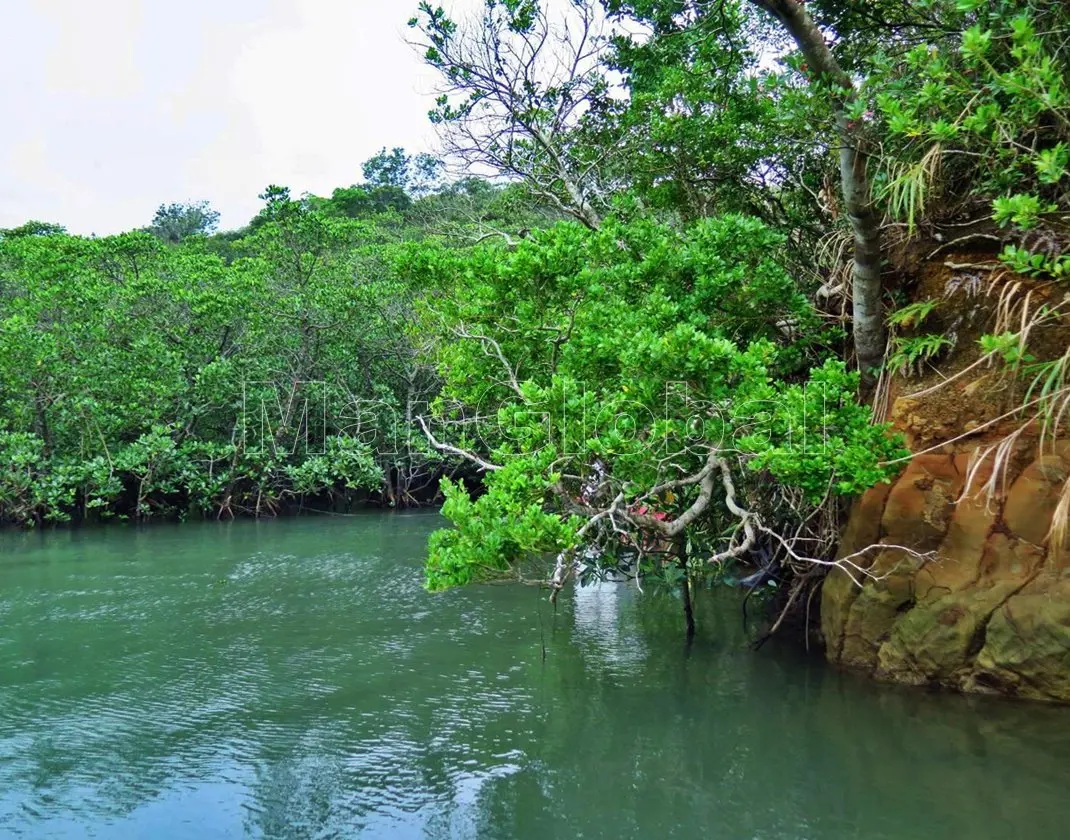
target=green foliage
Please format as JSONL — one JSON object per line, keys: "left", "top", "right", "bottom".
{"left": 148, "top": 201, "right": 220, "bottom": 244}
{"left": 285, "top": 437, "right": 383, "bottom": 496}
{"left": 426, "top": 457, "right": 583, "bottom": 591}
{"left": 0, "top": 220, "right": 67, "bottom": 239}
{"left": 979, "top": 326, "right": 1070, "bottom": 444}
{"left": 1034, "top": 142, "right": 1069, "bottom": 185}
{"left": 992, "top": 194, "right": 1056, "bottom": 230}
{"left": 979, "top": 331, "right": 1032, "bottom": 365}
{"left": 867, "top": 0, "right": 1069, "bottom": 231}
{"left": 888, "top": 299, "right": 941, "bottom": 330}
{"left": 17, "top": 0, "right": 1063, "bottom": 627}
{"left": 600, "top": 6, "right": 807, "bottom": 225}
{"left": 888, "top": 334, "right": 955, "bottom": 377}
{"left": 739, "top": 360, "right": 906, "bottom": 501}
{"left": 409, "top": 215, "right": 905, "bottom": 590}
{"left": 0, "top": 141, "right": 568, "bottom": 526}
{"left": 362, "top": 147, "right": 443, "bottom": 196}
{"left": 999, "top": 244, "right": 1070, "bottom": 280}
{"left": 0, "top": 185, "right": 452, "bottom": 524}
{"left": 878, "top": 145, "right": 942, "bottom": 234}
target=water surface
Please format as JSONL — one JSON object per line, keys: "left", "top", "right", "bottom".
{"left": 1, "top": 514, "right": 1068, "bottom": 839}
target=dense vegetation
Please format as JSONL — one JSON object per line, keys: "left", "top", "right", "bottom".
{"left": 0, "top": 156, "right": 552, "bottom": 523}
{"left": 3, "top": 0, "right": 1067, "bottom": 632}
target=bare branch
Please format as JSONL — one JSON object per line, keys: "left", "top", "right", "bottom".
{"left": 412, "top": 0, "right": 608, "bottom": 228}
{"left": 454, "top": 325, "right": 525, "bottom": 397}
{"left": 416, "top": 415, "right": 502, "bottom": 473}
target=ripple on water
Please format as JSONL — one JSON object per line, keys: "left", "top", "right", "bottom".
{"left": 4, "top": 517, "right": 1070, "bottom": 840}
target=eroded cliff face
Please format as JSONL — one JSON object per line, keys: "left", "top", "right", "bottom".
{"left": 821, "top": 254, "right": 1070, "bottom": 702}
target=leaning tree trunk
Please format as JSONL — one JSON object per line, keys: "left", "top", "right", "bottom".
{"left": 749, "top": 0, "right": 886, "bottom": 387}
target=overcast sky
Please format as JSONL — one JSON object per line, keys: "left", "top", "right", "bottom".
{"left": 1, "top": 0, "right": 478, "bottom": 235}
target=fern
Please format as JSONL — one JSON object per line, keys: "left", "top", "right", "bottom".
{"left": 887, "top": 333, "right": 953, "bottom": 376}
{"left": 888, "top": 299, "right": 940, "bottom": 329}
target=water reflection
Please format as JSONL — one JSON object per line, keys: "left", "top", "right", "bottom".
{"left": 571, "top": 580, "right": 649, "bottom": 675}
{"left": 1, "top": 515, "right": 1068, "bottom": 839}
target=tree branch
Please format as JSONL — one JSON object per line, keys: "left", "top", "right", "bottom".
{"left": 416, "top": 415, "right": 502, "bottom": 473}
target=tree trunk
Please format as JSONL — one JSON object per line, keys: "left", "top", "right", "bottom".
{"left": 681, "top": 573, "right": 696, "bottom": 642}
{"left": 749, "top": 0, "right": 886, "bottom": 387}
{"left": 675, "top": 536, "right": 696, "bottom": 642}
{"left": 531, "top": 125, "right": 602, "bottom": 230}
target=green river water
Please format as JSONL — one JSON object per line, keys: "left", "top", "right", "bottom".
{"left": 1, "top": 513, "right": 1069, "bottom": 839}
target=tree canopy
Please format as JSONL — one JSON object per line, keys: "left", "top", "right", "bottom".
{"left": 2, "top": 0, "right": 1068, "bottom": 636}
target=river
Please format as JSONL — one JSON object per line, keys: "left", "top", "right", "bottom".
{"left": 1, "top": 513, "right": 1068, "bottom": 839}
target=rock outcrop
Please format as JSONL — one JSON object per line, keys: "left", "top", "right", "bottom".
{"left": 822, "top": 442, "right": 1070, "bottom": 702}
{"left": 821, "top": 253, "right": 1070, "bottom": 702}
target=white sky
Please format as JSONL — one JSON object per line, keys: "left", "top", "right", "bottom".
{"left": 0, "top": 0, "right": 480, "bottom": 235}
